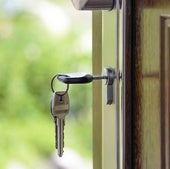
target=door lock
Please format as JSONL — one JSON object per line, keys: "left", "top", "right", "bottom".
{"left": 54, "top": 67, "right": 121, "bottom": 105}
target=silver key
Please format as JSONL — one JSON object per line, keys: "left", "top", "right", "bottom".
{"left": 51, "top": 91, "right": 69, "bottom": 157}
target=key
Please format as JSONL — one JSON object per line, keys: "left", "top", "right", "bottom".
{"left": 57, "top": 73, "right": 94, "bottom": 84}
{"left": 57, "top": 72, "right": 108, "bottom": 84}
{"left": 51, "top": 91, "right": 69, "bottom": 157}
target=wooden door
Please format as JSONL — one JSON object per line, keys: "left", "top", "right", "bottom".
{"left": 124, "top": 1, "right": 170, "bottom": 168}
{"left": 92, "top": 0, "right": 170, "bottom": 169}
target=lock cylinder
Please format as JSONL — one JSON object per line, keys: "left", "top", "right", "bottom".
{"left": 71, "top": 0, "right": 117, "bottom": 10}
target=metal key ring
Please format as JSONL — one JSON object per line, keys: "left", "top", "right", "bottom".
{"left": 51, "top": 74, "right": 69, "bottom": 96}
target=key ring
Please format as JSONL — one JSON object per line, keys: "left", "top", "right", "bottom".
{"left": 51, "top": 74, "right": 69, "bottom": 96}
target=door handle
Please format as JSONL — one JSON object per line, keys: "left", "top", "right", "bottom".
{"left": 71, "top": 0, "right": 121, "bottom": 10}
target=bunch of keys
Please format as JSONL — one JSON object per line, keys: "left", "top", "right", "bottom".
{"left": 50, "top": 75, "right": 70, "bottom": 157}
{"left": 50, "top": 69, "right": 116, "bottom": 157}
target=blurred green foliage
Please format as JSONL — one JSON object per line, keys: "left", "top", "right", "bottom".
{"left": 0, "top": 1, "right": 92, "bottom": 168}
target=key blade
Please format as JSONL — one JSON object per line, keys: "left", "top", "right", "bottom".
{"left": 50, "top": 91, "right": 69, "bottom": 157}
{"left": 56, "top": 118, "right": 65, "bottom": 157}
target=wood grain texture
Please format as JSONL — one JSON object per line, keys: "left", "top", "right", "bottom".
{"left": 125, "top": 1, "right": 170, "bottom": 169}
{"left": 124, "top": 0, "right": 143, "bottom": 168}
{"left": 124, "top": 0, "right": 133, "bottom": 168}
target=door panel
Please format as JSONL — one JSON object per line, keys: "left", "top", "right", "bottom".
{"left": 125, "top": 1, "right": 170, "bottom": 168}
{"left": 93, "top": 1, "right": 170, "bottom": 169}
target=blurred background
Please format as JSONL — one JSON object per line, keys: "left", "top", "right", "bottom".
{"left": 0, "top": 0, "right": 92, "bottom": 168}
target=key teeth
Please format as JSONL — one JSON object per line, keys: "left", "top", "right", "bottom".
{"left": 55, "top": 121, "right": 58, "bottom": 149}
